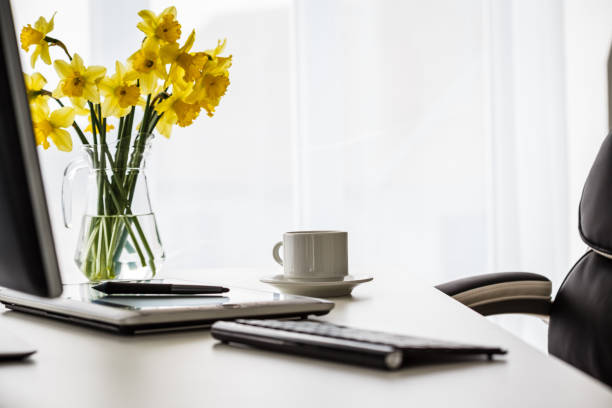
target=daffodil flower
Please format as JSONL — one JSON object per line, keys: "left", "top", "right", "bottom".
{"left": 128, "top": 40, "right": 167, "bottom": 95}
{"left": 154, "top": 86, "right": 200, "bottom": 138}
{"left": 24, "top": 72, "right": 49, "bottom": 113}
{"left": 201, "top": 39, "right": 232, "bottom": 77}
{"left": 186, "top": 73, "right": 230, "bottom": 117}
{"left": 160, "top": 30, "right": 200, "bottom": 87}
{"left": 31, "top": 104, "right": 75, "bottom": 151}
{"left": 181, "top": 39, "right": 231, "bottom": 117}
{"left": 99, "top": 61, "right": 142, "bottom": 118}
{"left": 52, "top": 54, "right": 106, "bottom": 104}
{"left": 20, "top": 13, "right": 55, "bottom": 68}
{"left": 137, "top": 6, "right": 181, "bottom": 46}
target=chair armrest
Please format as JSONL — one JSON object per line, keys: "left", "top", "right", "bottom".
{"left": 435, "top": 272, "right": 552, "bottom": 316}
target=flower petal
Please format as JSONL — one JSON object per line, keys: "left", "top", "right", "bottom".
{"left": 82, "top": 84, "right": 100, "bottom": 103}
{"left": 72, "top": 54, "right": 85, "bottom": 73}
{"left": 50, "top": 128, "right": 73, "bottom": 152}
{"left": 137, "top": 10, "right": 156, "bottom": 36}
{"left": 49, "top": 106, "right": 75, "bottom": 128}
{"left": 52, "top": 82, "right": 64, "bottom": 99}
{"left": 84, "top": 65, "right": 107, "bottom": 81}
{"left": 30, "top": 46, "right": 41, "bottom": 68}
{"left": 181, "top": 30, "right": 195, "bottom": 53}
{"left": 156, "top": 116, "right": 173, "bottom": 138}
{"left": 54, "top": 60, "right": 73, "bottom": 79}
{"left": 46, "top": 13, "right": 56, "bottom": 34}
{"left": 160, "top": 43, "right": 179, "bottom": 64}
{"left": 101, "top": 97, "right": 115, "bottom": 118}
{"left": 161, "top": 6, "right": 177, "bottom": 18}
{"left": 39, "top": 44, "right": 51, "bottom": 65}
{"left": 30, "top": 72, "right": 47, "bottom": 90}
{"left": 140, "top": 72, "right": 157, "bottom": 95}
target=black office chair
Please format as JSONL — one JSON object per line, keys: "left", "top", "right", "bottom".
{"left": 436, "top": 133, "right": 612, "bottom": 387}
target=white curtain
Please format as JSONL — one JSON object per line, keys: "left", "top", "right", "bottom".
{"left": 11, "top": 0, "right": 612, "bottom": 347}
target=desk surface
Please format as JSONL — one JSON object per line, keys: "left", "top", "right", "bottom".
{"left": 1, "top": 268, "right": 611, "bottom": 407}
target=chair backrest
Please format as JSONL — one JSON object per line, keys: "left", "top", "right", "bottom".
{"left": 549, "top": 251, "right": 612, "bottom": 386}
{"left": 549, "top": 132, "right": 612, "bottom": 386}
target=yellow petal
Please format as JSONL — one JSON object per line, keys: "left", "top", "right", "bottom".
{"left": 50, "top": 128, "right": 73, "bottom": 152}
{"left": 34, "top": 14, "right": 55, "bottom": 35}
{"left": 124, "top": 70, "right": 139, "bottom": 83}
{"left": 138, "top": 10, "right": 157, "bottom": 24}
{"left": 137, "top": 22, "right": 155, "bottom": 38}
{"left": 156, "top": 117, "right": 172, "bottom": 138}
{"left": 82, "top": 84, "right": 100, "bottom": 103}
{"left": 160, "top": 43, "right": 179, "bottom": 64}
{"left": 54, "top": 60, "right": 73, "bottom": 79}
{"left": 137, "top": 10, "right": 156, "bottom": 37}
{"left": 30, "top": 72, "right": 47, "bottom": 90}
{"left": 84, "top": 65, "right": 107, "bottom": 81}
{"left": 51, "top": 82, "right": 64, "bottom": 99}
{"left": 115, "top": 60, "right": 126, "bottom": 78}
{"left": 30, "top": 102, "right": 49, "bottom": 121}
{"left": 101, "top": 97, "right": 119, "bottom": 118}
{"left": 72, "top": 54, "right": 85, "bottom": 73}
{"left": 39, "top": 43, "right": 51, "bottom": 65}
{"left": 142, "top": 37, "right": 159, "bottom": 54}
{"left": 34, "top": 125, "right": 50, "bottom": 149}
{"left": 181, "top": 30, "right": 195, "bottom": 52}
{"left": 98, "top": 77, "right": 114, "bottom": 96}
{"left": 30, "top": 46, "right": 41, "bottom": 68}
{"left": 207, "top": 39, "right": 226, "bottom": 57}
{"left": 161, "top": 6, "right": 177, "bottom": 18}
{"left": 140, "top": 72, "right": 157, "bottom": 95}
{"left": 49, "top": 106, "right": 75, "bottom": 128}
{"left": 70, "top": 97, "right": 87, "bottom": 110}
{"left": 29, "top": 101, "right": 46, "bottom": 119}
{"left": 45, "top": 13, "right": 56, "bottom": 34}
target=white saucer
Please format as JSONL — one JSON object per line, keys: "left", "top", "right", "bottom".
{"left": 260, "top": 274, "right": 373, "bottom": 298}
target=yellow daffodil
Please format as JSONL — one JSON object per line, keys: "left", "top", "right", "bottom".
{"left": 137, "top": 6, "right": 181, "bottom": 46}
{"left": 195, "top": 74, "right": 230, "bottom": 117}
{"left": 186, "top": 69, "right": 230, "bottom": 118}
{"left": 20, "top": 13, "right": 55, "bottom": 68}
{"left": 31, "top": 104, "right": 75, "bottom": 151}
{"left": 183, "top": 39, "right": 231, "bottom": 117}
{"left": 24, "top": 72, "right": 49, "bottom": 112}
{"left": 128, "top": 40, "right": 167, "bottom": 95}
{"left": 52, "top": 54, "right": 106, "bottom": 104}
{"left": 202, "top": 39, "right": 232, "bottom": 78}
{"left": 84, "top": 116, "right": 115, "bottom": 133}
{"left": 160, "top": 30, "right": 200, "bottom": 87}
{"left": 99, "top": 61, "right": 142, "bottom": 118}
{"left": 153, "top": 86, "right": 200, "bottom": 138}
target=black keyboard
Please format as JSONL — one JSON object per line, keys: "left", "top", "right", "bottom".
{"left": 211, "top": 319, "right": 507, "bottom": 370}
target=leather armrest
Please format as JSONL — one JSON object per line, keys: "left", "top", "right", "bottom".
{"left": 435, "top": 272, "right": 552, "bottom": 316}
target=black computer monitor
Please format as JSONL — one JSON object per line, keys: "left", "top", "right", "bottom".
{"left": 0, "top": 0, "right": 62, "bottom": 297}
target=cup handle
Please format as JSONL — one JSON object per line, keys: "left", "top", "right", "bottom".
{"left": 272, "top": 241, "right": 283, "bottom": 266}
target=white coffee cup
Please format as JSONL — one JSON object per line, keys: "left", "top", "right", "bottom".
{"left": 272, "top": 231, "right": 348, "bottom": 281}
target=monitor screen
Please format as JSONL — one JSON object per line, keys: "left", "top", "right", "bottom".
{"left": 0, "top": 0, "right": 62, "bottom": 297}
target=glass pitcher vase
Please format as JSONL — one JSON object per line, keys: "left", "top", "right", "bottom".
{"left": 62, "top": 136, "right": 164, "bottom": 281}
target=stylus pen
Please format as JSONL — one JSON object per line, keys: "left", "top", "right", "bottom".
{"left": 92, "top": 282, "right": 230, "bottom": 295}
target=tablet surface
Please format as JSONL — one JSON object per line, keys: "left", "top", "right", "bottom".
{"left": 0, "top": 279, "right": 334, "bottom": 334}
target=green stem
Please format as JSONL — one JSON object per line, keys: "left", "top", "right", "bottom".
{"left": 44, "top": 36, "right": 72, "bottom": 61}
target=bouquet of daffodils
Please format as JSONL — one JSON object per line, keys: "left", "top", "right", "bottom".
{"left": 19, "top": 6, "right": 231, "bottom": 281}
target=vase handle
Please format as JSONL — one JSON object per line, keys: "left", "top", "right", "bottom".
{"left": 62, "top": 157, "right": 88, "bottom": 228}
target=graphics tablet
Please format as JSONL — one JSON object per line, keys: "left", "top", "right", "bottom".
{"left": 0, "top": 279, "right": 334, "bottom": 334}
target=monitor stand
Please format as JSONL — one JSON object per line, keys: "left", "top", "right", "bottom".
{"left": 0, "top": 326, "right": 36, "bottom": 360}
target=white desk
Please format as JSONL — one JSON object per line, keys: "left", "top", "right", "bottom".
{"left": 1, "top": 268, "right": 611, "bottom": 407}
